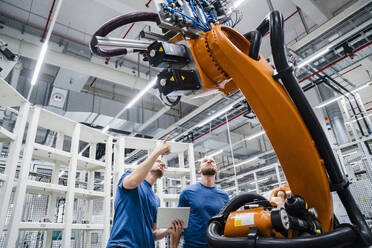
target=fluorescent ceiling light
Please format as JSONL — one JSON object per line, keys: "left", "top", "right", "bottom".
{"left": 248, "top": 177, "right": 269, "bottom": 185}
{"left": 297, "top": 47, "right": 330, "bottom": 69}
{"left": 256, "top": 178, "right": 269, "bottom": 183}
{"left": 343, "top": 150, "right": 358, "bottom": 157}
{"left": 30, "top": 43, "right": 49, "bottom": 86}
{"left": 197, "top": 97, "right": 244, "bottom": 128}
{"left": 208, "top": 149, "right": 223, "bottom": 157}
{"left": 126, "top": 78, "right": 157, "bottom": 109}
{"left": 101, "top": 77, "right": 157, "bottom": 133}
{"left": 232, "top": 130, "right": 266, "bottom": 147}
{"left": 246, "top": 130, "right": 265, "bottom": 141}
{"left": 58, "top": 170, "right": 65, "bottom": 178}
{"left": 234, "top": 156, "right": 259, "bottom": 167}
{"left": 197, "top": 149, "right": 224, "bottom": 162}
{"left": 171, "top": 97, "right": 245, "bottom": 140}
{"left": 102, "top": 126, "right": 110, "bottom": 133}
{"left": 233, "top": 0, "right": 248, "bottom": 8}
{"left": 316, "top": 81, "right": 371, "bottom": 108}
{"left": 316, "top": 96, "right": 344, "bottom": 108}
{"left": 345, "top": 112, "right": 372, "bottom": 125}
{"left": 197, "top": 104, "right": 233, "bottom": 127}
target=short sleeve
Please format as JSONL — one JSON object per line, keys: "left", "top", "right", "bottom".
{"left": 118, "top": 171, "right": 133, "bottom": 190}
{"left": 154, "top": 196, "right": 161, "bottom": 224}
{"left": 224, "top": 193, "right": 230, "bottom": 204}
{"left": 178, "top": 190, "right": 189, "bottom": 207}
{"left": 156, "top": 196, "right": 161, "bottom": 207}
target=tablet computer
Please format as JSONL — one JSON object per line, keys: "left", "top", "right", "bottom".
{"left": 156, "top": 207, "right": 190, "bottom": 229}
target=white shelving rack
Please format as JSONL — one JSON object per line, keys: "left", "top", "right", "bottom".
{"left": 0, "top": 78, "right": 198, "bottom": 248}
{"left": 0, "top": 78, "right": 30, "bottom": 237}
{"left": 0, "top": 78, "right": 112, "bottom": 248}
{"left": 5, "top": 106, "right": 113, "bottom": 248}
{"left": 113, "top": 136, "right": 196, "bottom": 248}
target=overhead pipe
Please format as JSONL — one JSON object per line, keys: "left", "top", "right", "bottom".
{"left": 41, "top": 0, "right": 57, "bottom": 42}
{"left": 318, "top": 79, "right": 364, "bottom": 139}
{"left": 299, "top": 41, "right": 372, "bottom": 83}
{"left": 105, "top": 22, "right": 136, "bottom": 65}
{"left": 325, "top": 75, "right": 371, "bottom": 134}
{"left": 27, "top": 0, "right": 64, "bottom": 100}
{"left": 318, "top": 84, "right": 350, "bottom": 144}
{"left": 192, "top": 59, "right": 370, "bottom": 144}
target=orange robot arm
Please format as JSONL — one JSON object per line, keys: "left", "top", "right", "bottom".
{"left": 90, "top": 9, "right": 372, "bottom": 248}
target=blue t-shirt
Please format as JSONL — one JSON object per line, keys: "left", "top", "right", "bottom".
{"left": 178, "top": 182, "right": 229, "bottom": 248}
{"left": 107, "top": 171, "right": 160, "bottom": 248}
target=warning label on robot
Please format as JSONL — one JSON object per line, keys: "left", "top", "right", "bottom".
{"left": 233, "top": 213, "right": 255, "bottom": 227}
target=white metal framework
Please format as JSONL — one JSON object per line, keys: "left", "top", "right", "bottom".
{"left": 0, "top": 78, "right": 30, "bottom": 238}
{"left": 0, "top": 77, "right": 198, "bottom": 247}
{"left": 0, "top": 78, "right": 112, "bottom": 247}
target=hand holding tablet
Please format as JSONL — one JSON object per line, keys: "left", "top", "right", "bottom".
{"left": 157, "top": 207, "right": 190, "bottom": 229}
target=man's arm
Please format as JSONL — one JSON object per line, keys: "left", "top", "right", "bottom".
{"left": 122, "top": 138, "right": 170, "bottom": 189}
{"left": 153, "top": 227, "right": 169, "bottom": 241}
{"left": 171, "top": 191, "right": 188, "bottom": 247}
{"left": 153, "top": 221, "right": 184, "bottom": 245}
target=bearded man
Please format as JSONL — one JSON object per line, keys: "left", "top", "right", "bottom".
{"left": 107, "top": 138, "right": 184, "bottom": 248}
{"left": 172, "top": 157, "right": 229, "bottom": 248}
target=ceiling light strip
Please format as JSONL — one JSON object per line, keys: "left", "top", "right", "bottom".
{"left": 315, "top": 81, "right": 371, "bottom": 108}
{"left": 27, "top": 0, "right": 64, "bottom": 100}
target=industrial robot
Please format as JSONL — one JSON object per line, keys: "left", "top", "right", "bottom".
{"left": 90, "top": 1, "right": 372, "bottom": 247}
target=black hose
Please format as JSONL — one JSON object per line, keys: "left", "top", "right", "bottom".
{"left": 325, "top": 75, "right": 371, "bottom": 135}
{"left": 160, "top": 93, "right": 181, "bottom": 107}
{"left": 256, "top": 14, "right": 270, "bottom": 35}
{"left": 243, "top": 31, "right": 262, "bottom": 60}
{"left": 217, "top": 193, "right": 271, "bottom": 220}
{"left": 90, "top": 12, "right": 158, "bottom": 57}
{"left": 265, "top": 11, "right": 372, "bottom": 246}
{"left": 321, "top": 78, "right": 366, "bottom": 136}
{"left": 207, "top": 222, "right": 360, "bottom": 248}
{"left": 207, "top": 11, "right": 372, "bottom": 248}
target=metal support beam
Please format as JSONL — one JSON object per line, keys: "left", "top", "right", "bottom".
{"left": 0, "top": 28, "right": 205, "bottom": 107}
{"left": 6, "top": 107, "right": 40, "bottom": 247}
{"left": 62, "top": 124, "right": 80, "bottom": 248}
{"left": 0, "top": 103, "right": 30, "bottom": 232}
{"left": 275, "top": 164, "right": 282, "bottom": 186}
{"left": 130, "top": 106, "right": 170, "bottom": 136}
{"left": 289, "top": 0, "right": 371, "bottom": 51}
{"left": 254, "top": 172, "right": 259, "bottom": 194}
{"left": 266, "top": 0, "right": 274, "bottom": 11}
{"left": 43, "top": 132, "right": 64, "bottom": 248}
{"left": 103, "top": 137, "right": 113, "bottom": 245}
{"left": 296, "top": 6, "right": 310, "bottom": 34}
{"left": 10, "top": 62, "right": 22, "bottom": 89}
{"left": 188, "top": 144, "right": 196, "bottom": 185}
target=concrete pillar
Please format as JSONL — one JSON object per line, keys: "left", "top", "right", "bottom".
{"left": 318, "top": 84, "right": 350, "bottom": 145}
{"left": 10, "top": 62, "right": 22, "bottom": 90}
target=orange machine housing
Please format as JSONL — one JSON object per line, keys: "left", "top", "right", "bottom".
{"left": 187, "top": 24, "right": 333, "bottom": 233}
{"left": 224, "top": 208, "right": 273, "bottom": 237}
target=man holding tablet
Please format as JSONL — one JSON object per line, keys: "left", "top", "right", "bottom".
{"left": 107, "top": 138, "right": 184, "bottom": 248}
{"left": 172, "top": 157, "right": 229, "bottom": 248}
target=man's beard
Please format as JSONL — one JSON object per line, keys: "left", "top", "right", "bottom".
{"left": 151, "top": 168, "right": 164, "bottom": 178}
{"left": 201, "top": 166, "right": 217, "bottom": 176}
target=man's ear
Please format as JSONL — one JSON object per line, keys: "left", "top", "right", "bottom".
{"left": 198, "top": 168, "right": 201, "bottom": 174}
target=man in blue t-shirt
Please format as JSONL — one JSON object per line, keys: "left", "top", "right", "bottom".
{"left": 172, "top": 157, "right": 229, "bottom": 248}
{"left": 107, "top": 138, "right": 184, "bottom": 248}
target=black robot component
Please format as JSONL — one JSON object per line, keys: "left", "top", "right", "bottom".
{"left": 156, "top": 69, "right": 201, "bottom": 96}
{"left": 284, "top": 195, "right": 308, "bottom": 218}
{"left": 0, "top": 48, "right": 16, "bottom": 61}
{"left": 146, "top": 41, "right": 190, "bottom": 68}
